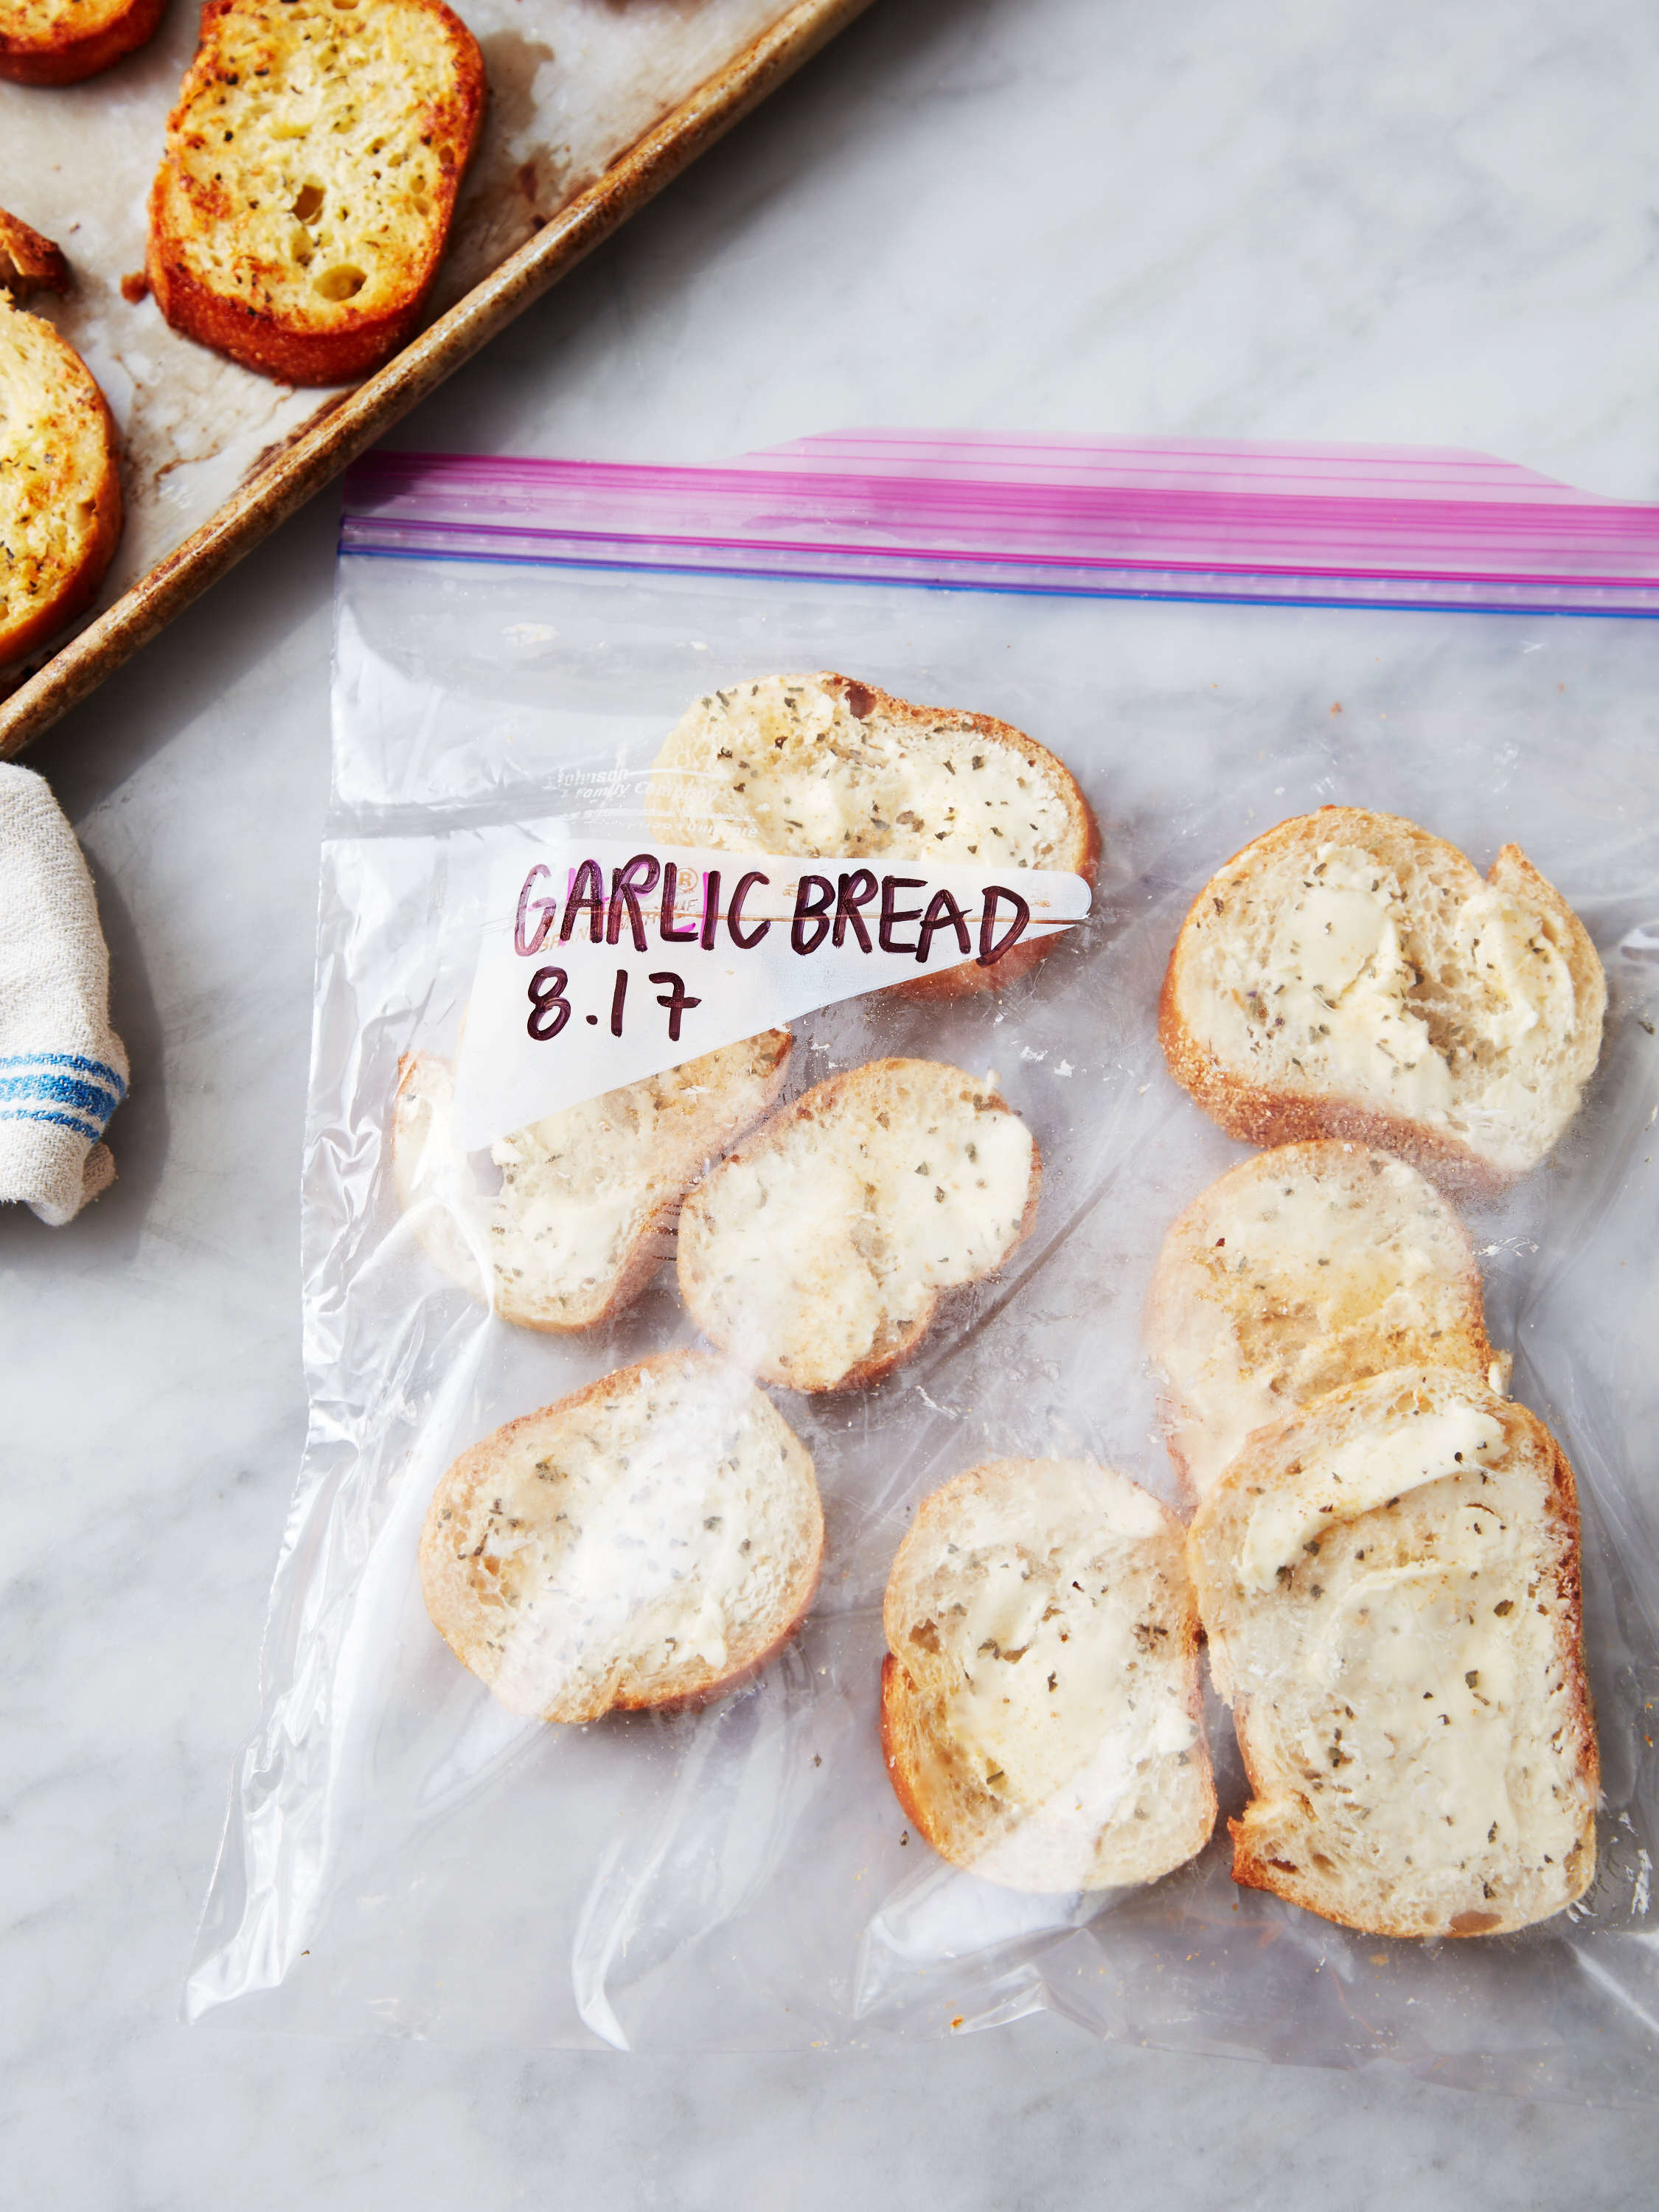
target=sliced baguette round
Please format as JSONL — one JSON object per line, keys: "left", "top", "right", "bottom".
{"left": 420, "top": 1351, "right": 824, "bottom": 1723}
{"left": 0, "top": 293, "right": 122, "bottom": 666}
{"left": 1159, "top": 808, "right": 1605, "bottom": 1188}
{"left": 1189, "top": 1366, "right": 1599, "bottom": 1938}
{"left": 0, "top": 0, "right": 167, "bottom": 84}
{"left": 881, "top": 1458, "right": 1215, "bottom": 1892}
{"left": 1147, "top": 1140, "right": 1507, "bottom": 1500}
{"left": 392, "top": 1031, "right": 790, "bottom": 1332}
{"left": 147, "top": 0, "right": 485, "bottom": 385}
{"left": 678, "top": 1057, "right": 1040, "bottom": 1393}
{"left": 645, "top": 672, "right": 1099, "bottom": 998}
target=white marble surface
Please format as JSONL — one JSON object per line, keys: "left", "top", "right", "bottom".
{"left": 10, "top": 0, "right": 1659, "bottom": 2199}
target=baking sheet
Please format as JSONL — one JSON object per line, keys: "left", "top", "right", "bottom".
{"left": 0, "top": 0, "right": 869, "bottom": 752}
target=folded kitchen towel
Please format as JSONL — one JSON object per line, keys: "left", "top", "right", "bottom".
{"left": 0, "top": 762, "right": 128, "bottom": 1226}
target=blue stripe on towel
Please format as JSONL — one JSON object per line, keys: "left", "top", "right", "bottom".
{"left": 0, "top": 1072, "right": 120, "bottom": 1123}
{"left": 0, "top": 1052, "right": 127, "bottom": 1100}
{"left": 0, "top": 1105, "right": 103, "bottom": 1141}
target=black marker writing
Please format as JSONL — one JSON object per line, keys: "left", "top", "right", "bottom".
{"left": 560, "top": 859, "right": 605, "bottom": 945}
{"left": 515, "top": 864, "right": 557, "bottom": 956}
{"left": 728, "top": 871, "right": 771, "bottom": 949}
{"left": 791, "top": 874, "right": 835, "bottom": 955}
{"left": 916, "top": 887, "right": 971, "bottom": 964}
{"left": 608, "top": 853, "right": 659, "bottom": 952}
{"left": 879, "top": 875, "right": 926, "bottom": 955}
{"left": 527, "top": 966, "right": 571, "bottom": 1040}
{"left": 659, "top": 862, "right": 699, "bottom": 944}
{"left": 649, "top": 972, "right": 701, "bottom": 1043}
{"left": 978, "top": 886, "right": 1032, "bottom": 966}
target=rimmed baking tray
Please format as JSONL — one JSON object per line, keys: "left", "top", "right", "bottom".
{"left": 0, "top": 0, "right": 872, "bottom": 760}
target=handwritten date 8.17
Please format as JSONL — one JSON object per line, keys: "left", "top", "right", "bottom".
{"left": 527, "top": 965, "right": 701, "bottom": 1044}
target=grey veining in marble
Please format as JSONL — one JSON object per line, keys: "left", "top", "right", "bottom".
{"left": 9, "top": 0, "right": 1659, "bottom": 2202}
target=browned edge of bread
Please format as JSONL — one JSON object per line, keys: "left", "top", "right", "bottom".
{"left": 678, "top": 1058, "right": 1043, "bottom": 1394}
{"left": 0, "top": 0, "right": 168, "bottom": 83}
{"left": 145, "top": 0, "right": 486, "bottom": 385}
{"left": 1157, "top": 808, "right": 1599, "bottom": 1197}
{"left": 879, "top": 1649, "right": 936, "bottom": 1830}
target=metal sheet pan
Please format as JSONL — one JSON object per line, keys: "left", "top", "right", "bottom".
{"left": 0, "top": 0, "right": 872, "bottom": 759}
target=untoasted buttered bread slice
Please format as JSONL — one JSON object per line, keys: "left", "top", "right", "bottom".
{"left": 646, "top": 672, "right": 1099, "bottom": 997}
{"left": 1147, "top": 1141, "right": 1507, "bottom": 1500}
{"left": 1189, "top": 1368, "right": 1598, "bottom": 1938}
{"left": 678, "top": 1058, "right": 1040, "bottom": 1392}
{"left": 0, "top": 0, "right": 167, "bottom": 84}
{"left": 882, "top": 1458, "right": 1215, "bottom": 1893}
{"left": 147, "top": 0, "right": 485, "bottom": 385}
{"left": 0, "top": 295, "right": 122, "bottom": 665}
{"left": 420, "top": 1352, "right": 824, "bottom": 1722}
{"left": 1159, "top": 809, "right": 1605, "bottom": 1187}
{"left": 392, "top": 1031, "right": 790, "bottom": 1332}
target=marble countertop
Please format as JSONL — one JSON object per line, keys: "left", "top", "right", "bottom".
{"left": 10, "top": 0, "right": 1659, "bottom": 2200}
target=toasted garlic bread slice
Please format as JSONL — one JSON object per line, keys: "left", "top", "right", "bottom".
{"left": 1189, "top": 1368, "right": 1598, "bottom": 1938}
{"left": 1147, "top": 1141, "right": 1506, "bottom": 1499}
{"left": 147, "top": 0, "right": 485, "bottom": 385}
{"left": 678, "top": 1057, "right": 1040, "bottom": 1392}
{"left": 420, "top": 1352, "right": 824, "bottom": 1722}
{"left": 882, "top": 1458, "right": 1215, "bottom": 1892}
{"left": 646, "top": 672, "right": 1099, "bottom": 997}
{"left": 1159, "top": 809, "right": 1605, "bottom": 1187}
{"left": 0, "top": 0, "right": 167, "bottom": 84}
{"left": 0, "top": 295, "right": 122, "bottom": 666}
{"left": 392, "top": 1032, "right": 790, "bottom": 1332}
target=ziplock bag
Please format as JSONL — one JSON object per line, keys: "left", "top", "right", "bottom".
{"left": 187, "top": 430, "right": 1659, "bottom": 2104}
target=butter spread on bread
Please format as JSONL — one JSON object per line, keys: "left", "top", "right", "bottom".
{"left": 647, "top": 672, "right": 1099, "bottom": 995}
{"left": 1147, "top": 1140, "right": 1506, "bottom": 1498}
{"left": 1189, "top": 1367, "right": 1598, "bottom": 1938}
{"left": 1160, "top": 809, "right": 1604, "bottom": 1186}
{"left": 0, "top": 293, "right": 122, "bottom": 666}
{"left": 392, "top": 1032, "right": 790, "bottom": 1332}
{"left": 147, "top": 0, "right": 485, "bottom": 385}
{"left": 882, "top": 1458, "right": 1215, "bottom": 1891}
{"left": 678, "top": 1057, "right": 1040, "bottom": 1391}
{"left": 420, "top": 1352, "right": 823, "bottom": 1722}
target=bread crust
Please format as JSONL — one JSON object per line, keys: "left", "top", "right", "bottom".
{"left": 0, "top": 0, "right": 167, "bottom": 83}
{"left": 1189, "top": 1370, "right": 1599, "bottom": 1938}
{"left": 0, "top": 207, "right": 71, "bottom": 298}
{"left": 678, "top": 1058, "right": 1042, "bottom": 1393}
{"left": 880, "top": 1458, "right": 1216, "bottom": 1891}
{"left": 1158, "top": 809, "right": 1606, "bottom": 1194}
{"left": 392, "top": 1032, "right": 791, "bottom": 1334}
{"left": 0, "top": 296, "right": 122, "bottom": 666}
{"left": 419, "top": 1351, "right": 824, "bottom": 1723}
{"left": 146, "top": 0, "right": 485, "bottom": 385}
{"left": 1145, "top": 1138, "right": 1506, "bottom": 1501}
{"left": 647, "top": 672, "right": 1100, "bottom": 1001}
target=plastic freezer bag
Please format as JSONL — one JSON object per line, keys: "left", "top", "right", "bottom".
{"left": 187, "top": 432, "right": 1659, "bottom": 2103}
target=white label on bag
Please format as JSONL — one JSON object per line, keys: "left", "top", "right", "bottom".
{"left": 449, "top": 836, "right": 1091, "bottom": 1150}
